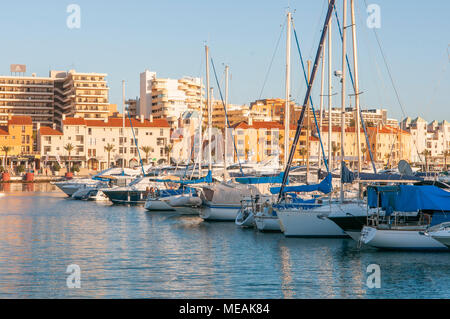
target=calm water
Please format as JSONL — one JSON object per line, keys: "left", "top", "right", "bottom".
{"left": 0, "top": 184, "right": 449, "bottom": 299}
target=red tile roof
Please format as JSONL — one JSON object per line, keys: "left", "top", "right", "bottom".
{"left": 39, "top": 126, "right": 63, "bottom": 136}
{"left": 8, "top": 116, "right": 32, "bottom": 125}
{"left": 63, "top": 117, "right": 170, "bottom": 128}
{"left": 0, "top": 127, "right": 8, "bottom": 135}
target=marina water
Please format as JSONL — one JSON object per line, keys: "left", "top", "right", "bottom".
{"left": 0, "top": 184, "right": 449, "bottom": 299}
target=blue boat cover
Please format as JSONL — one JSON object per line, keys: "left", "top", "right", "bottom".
{"left": 270, "top": 173, "right": 332, "bottom": 195}
{"left": 236, "top": 172, "right": 287, "bottom": 185}
{"left": 368, "top": 185, "right": 450, "bottom": 213}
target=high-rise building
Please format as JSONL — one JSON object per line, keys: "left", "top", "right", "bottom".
{"left": 139, "top": 70, "right": 202, "bottom": 127}
{"left": 52, "top": 70, "right": 110, "bottom": 120}
{"left": 0, "top": 74, "right": 55, "bottom": 129}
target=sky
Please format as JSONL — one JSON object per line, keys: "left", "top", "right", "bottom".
{"left": 0, "top": 0, "right": 448, "bottom": 122}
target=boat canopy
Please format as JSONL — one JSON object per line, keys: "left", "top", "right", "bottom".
{"left": 270, "top": 173, "right": 332, "bottom": 195}
{"left": 235, "top": 172, "right": 286, "bottom": 185}
{"left": 152, "top": 170, "right": 212, "bottom": 185}
{"left": 341, "top": 162, "right": 422, "bottom": 183}
{"left": 368, "top": 185, "right": 450, "bottom": 214}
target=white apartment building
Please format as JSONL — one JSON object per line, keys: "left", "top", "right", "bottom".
{"left": 317, "top": 108, "right": 398, "bottom": 128}
{"left": 401, "top": 117, "right": 450, "bottom": 166}
{"left": 38, "top": 115, "right": 171, "bottom": 170}
{"left": 139, "top": 70, "right": 202, "bottom": 127}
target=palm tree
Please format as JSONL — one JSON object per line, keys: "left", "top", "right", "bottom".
{"left": 164, "top": 144, "right": 173, "bottom": 165}
{"left": 1, "top": 146, "right": 12, "bottom": 169}
{"left": 104, "top": 143, "right": 115, "bottom": 169}
{"left": 64, "top": 143, "right": 74, "bottom": 173}
{"left": 361, "top": 147, "right": 367, "bottom": 163}
{"left": 421, "top": 150, "right": 432, "bottom": 172}
{"left": 332, "top": 144, "right": 339, "bottom": 170}
{"left": 443, "top": 150, "right": 449, "bottom": 171}
{"left": 298, "top": 148, "right": 307, "bottom": 166}
{"left": 140, "top": 146, "right": 154, "bottom": 164}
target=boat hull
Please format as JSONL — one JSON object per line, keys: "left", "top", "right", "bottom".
{"left": 255, "top": 215, "right": 281, "bottom": 232}
{"left": 361, "top": 226, "right": 448, "bottom": 251}
{"left": 144, "top": 199, "right": 175, "bottom": 211}
{"left": 200, "top": 204, "right": 240, "bottom": 221}
{"left": 277, "top": 205, "right": 348, "bottom": 238}
{"left": 235, "top": 210, "right": 255, "bottom": 228}
{"left": 103, "top": 190, "right": 147, "bottom": 205}
{"left": 327, "top": 215, "right": 368, "bottom": 241}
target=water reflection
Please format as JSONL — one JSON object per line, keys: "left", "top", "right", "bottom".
{"left": 0, "top": 186, "right": 449, "bottom": 298}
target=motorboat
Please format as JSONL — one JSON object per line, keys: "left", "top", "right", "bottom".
{"left": 427, "top": 222, "right": 450, "bottom": 248}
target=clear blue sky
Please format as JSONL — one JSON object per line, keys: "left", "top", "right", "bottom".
{"left": 0, "top": 0, "right": 448, "bottom": 122}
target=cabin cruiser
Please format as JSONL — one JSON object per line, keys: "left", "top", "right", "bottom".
{"left": 359, "top": 184, "right": 450, "bottom": 250}
{"left": 102, "top": 176, "right": 162, "bottom": 205}
{"left": 53, "top": 167, "right": 142, "bottom": 197}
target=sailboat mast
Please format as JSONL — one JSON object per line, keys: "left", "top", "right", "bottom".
{"left": 318, "top": 49, "right": 325, "bottom": 171}
{"left": 350, "top": 0, "right": 362, "bottom": 174}
{"left": 328, "top": 0, "right": 332, "bottom": 172}
{"left": 340, "top": 0, "right": 348, "bottom": 203}
{"left": 224, "top": 65, "right": 229, "bottom": 175}
{"left": 284, "top": 11, "right": 292, "bottom": 169}
{"left": 205, "top": 45, "right": 212, "bottom": 172}
{"left": 198, "top": 77, "right": 203, "bottom": 176}
{"left": 306, "top": 59, "right": 311, "bottom": 182}
{"left": 122, "top": 80, "right": 125, "bottom": 170}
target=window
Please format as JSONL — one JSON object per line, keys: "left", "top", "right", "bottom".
{"left": 160, "top": 129, "right": 164, "bottom": 136}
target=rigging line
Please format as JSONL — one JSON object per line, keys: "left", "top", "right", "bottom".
{"left": 292, "top": 21, "right": 329, "bottom": 173}
{"left": 362, "top": 0, "right": 424, "bottom": 165}
{"left": 210, "top": 56, "right": 244, "bottom": 176}
{"left": 278, "top": 0, "right": 336, "bottom": 201}
{"left": 333, "top": 3, "right": 377, "bottom": 174}
{"left": 258, "top": 18, "right": 286, "bottom": 99}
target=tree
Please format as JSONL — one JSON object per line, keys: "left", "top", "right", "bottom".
{"left": 164, "top": 144, "right": 173, "bottom": 165}
{"left": 421, "top": 150, "right": 432, "bottom": 172}
{"left": 64, "top": 143, "right": 75, "bottom": 173}
{"left": 140, "top": 146, "right": 153, "bottom": 164}
{"left": 104, "top": 143, "right": 115, "bottom": 169}
{"left": 1, "top": 146, "right": 12, "bottom": 169}
{"left": 443, "top": 150, "right": 450, "bottom": 171}
{"left": 298, "top": 148, "right": 307, "bottom": 166}
{"left": 332, "top": 144, "right": 339, "bottom": 170}
{"left": 361, "top": 147, "right": 367, "bottom": 162}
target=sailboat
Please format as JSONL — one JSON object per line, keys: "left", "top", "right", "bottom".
{"left": 359, "top": 184, "right": 450, "bottom": 250}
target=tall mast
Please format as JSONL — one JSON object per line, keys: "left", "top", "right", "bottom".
{"left": 306, "top": 59, "right": 311, "bottom": 182}
{"left": 340, "top": 0, "right": 348, "bottom": 202}
{"left": 209, "top": 87, "right": 213, "bottom": 170}
{"left": 284, "top": 11, "right": 292, "bottom": 169}
{"left": 122, "top": 80, "right": 125, "bottom": 169}
{"left": 350, "top": 0, "right": 361, "bottom": 174}
{"left": 205, "top": 45, "right": 212, "bottom": 172}
{"left": 328, "top": 0, "right": 332, "bottom": 172}
{"left": 224, "top": 65, "right": 229, "bottom": 176}
{"left": 318, "top": 48, "right": 325, "bottom": 172}
{"left": 198, "top": 77, "right": 203, "bottom": 176}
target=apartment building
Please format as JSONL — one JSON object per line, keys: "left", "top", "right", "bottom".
{"left": 0, "top": 116, "right": 35, "bottom": 167}
{"left": 317, "top": 108, "right": 398, "bottom": 128}
{"left": 0, "top": 75, "right": 55, "bottom": 128}
{"left": 125, "top": 98, "right": 139, "bottom": 118}
{"left": 38, "top": 115, "right": 171, "bottom": 170}
{"left": 54, "top": 70, "right": 110, "bottom": 120}
{"left": 402, "top": 117, "right": 450, "bottom": 167}
{"left": 139, "top": 70, "right": 202, "bottom": 127}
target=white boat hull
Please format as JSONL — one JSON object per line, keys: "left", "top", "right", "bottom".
{"left": 200, "top": 204, "right": 240, "bottom": 221}
{"left": 277, "top": 205, "right": 348, "bottom": 237}
{"left": 361, "top": 226, "right": 448, "bottom": 250}
{"left": 144, "top": 198, "right": 175, "bottom": 211}
{"left": 255, "top": 215, "right": 281, "bottom": 232}
{"left": 235, "top": 209, "right": 255, "bottom": 228}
